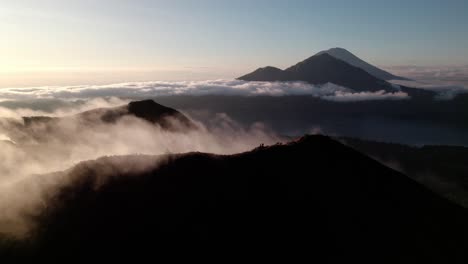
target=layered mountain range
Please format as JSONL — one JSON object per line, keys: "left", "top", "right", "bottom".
{"left": 238, "top": 48, "right": 432, "bottom": 97}
{"left": 0, "top": 49, "right": 466, "bottom": 263}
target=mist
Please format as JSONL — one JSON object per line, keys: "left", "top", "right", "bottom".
{"left": 0, "top": 78, "right": 464, "bottom": 238}
{"left": 0, "top": 101, "right": 281, "bottom": 237}
{"left": 323, "top": 90, "right": 409, "bottom": 102}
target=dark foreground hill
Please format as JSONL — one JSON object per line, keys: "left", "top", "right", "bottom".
{"left": 341, "top": 137, "right": 468, "bottom": 207}
{"left": 1, "top": 135, "right": 468, "bottom": 263}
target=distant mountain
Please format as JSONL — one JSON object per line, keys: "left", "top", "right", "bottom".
{"left": 4, "top": 135, "right": 468, "bottom": 263}
{"left": 316, "top": 47, "right": 409, "bottom": 80}
{"left": 239, "top": 53, "right": 396, "bottom": 92}
{"left": 0, "top": 100, "right": 194, "bottom": 144}
{"left": 238, "top": 66, "right": 290, "bottom": 81}
{"left": 79, "top": 99, "right": 194, "bottom": 129}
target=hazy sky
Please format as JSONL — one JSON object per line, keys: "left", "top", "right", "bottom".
{"left": 1, "top": 0, "right": 467, "bottom": 86}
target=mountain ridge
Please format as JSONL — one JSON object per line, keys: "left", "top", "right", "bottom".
{"left": 316, "top": 47, "right": 409, "bottom": 80}
{"left": 239, "top": 53, "right": 397, "bottom": 92}
{"left": 0, "top": 100, "right": 195, "bottom": 144}
{"left": 3, "top": 135, "right": 467, "bottom": 263}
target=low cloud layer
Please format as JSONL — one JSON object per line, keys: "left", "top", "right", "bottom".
{"left": 385, "top": 65, "right": 468, "bottom": 87}
{"left": 386, "top": 65, "right": 468, "bottom": 99}
{"left": 0, "top": 97, "right": 130, "bottom": 119}
{"left": 390, "top": 79, "right": 468, "bottom": 100}
{"left": 0, "top": 77, "right": 448, "bottom": 237}
{"left": 0, "top": 106, "right": 281, "bottom": 237}
{"left": 0, "top": 79, "right": 409, "bottom": 102}
{"left": 324, "top": 90, "right": 409, "bottom": 102}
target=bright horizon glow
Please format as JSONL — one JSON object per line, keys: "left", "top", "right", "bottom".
{"left": 1, "top": 0, "right": 467, "bottom": 87}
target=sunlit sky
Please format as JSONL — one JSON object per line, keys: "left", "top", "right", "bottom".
{"left": 1, "top": 0, "right": 467, "bottom": 87}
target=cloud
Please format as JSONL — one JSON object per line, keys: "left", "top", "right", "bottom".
{"left": 386, "top": 65, "right": 468, "bottom": 87}
{"left": 384, "top": 65, "right": 468, "bottom": 99}
{"left": 0, "top": 106, "right": 282, "bottom": 237}
{"left": 390, "top": 79, "right": 468, "bottom": 100}
{"left": 323, "top": 90, "right": 410, "bottom": 102}
{"left": 416, "top": 84, "right": 467, "bottom": 100}
{"left": 0, "top": 80, "right": 409, "bottom": 102}
{"left": 0, "top": 97, "right": 130, "bottom": 119}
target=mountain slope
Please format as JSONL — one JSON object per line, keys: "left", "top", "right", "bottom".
{"left": 239, "top": 53, "right": 396, "bottom": 92}
{"left": 3, "top": 135, "right": 468, "bottom": 263}
{"left": 238, "top": 66, "right": 289, "bottom": 81}
{"left": 0, "top": 100, "right": 195, "bottom": 144}
{"left": 285, "top": 53, "right": 393, "bottom": 92}
{"left": 340, "top": 137, "right": 468, "bottom": 206}
{"left": 316, "top": 47, "right": 408, "bottom": 80}
{"left": 74, "top": 99, "right": 193, "bottom": 129}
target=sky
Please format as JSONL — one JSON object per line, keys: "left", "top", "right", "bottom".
{"left": 0, "top": 0, "right": 467, "bottom": 87}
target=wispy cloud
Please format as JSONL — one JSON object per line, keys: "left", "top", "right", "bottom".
{"left": 384, "top": 65, "right": 468, "bottom": 99}
{"left": 0, "top": 80, "right": 410, "bottom": 102}
{"left": 0, "top": 108, "right": 280, "bottom": 237}
{"left": 323, "top": 90, "right": 410, "bottom": 102}
{"left": 386, "top": 65, "right": 468, "bottom": 86}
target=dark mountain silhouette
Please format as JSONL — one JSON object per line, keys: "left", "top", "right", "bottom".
{"left": 128, "top": 99, "right": 190, "bottom": 124}
{"left": 238, "top": 66, "right": 290, "bottom": 81}
{"left": 0, "top": 100, "right": 194, "bottom": 144}
{"left": 316, "top": 48, "right": 409, "bottom": 80}
{"left": 69, "top": 99, "right": 193, "bottom": 129}
{"left": 240, "top": 53, "right": 394, "bottom": 92}
{"left": 17, "top": 99, "right": 192, "bottom": 128}
{"left": 2, "top": 135, "right": 468, "bottom": 263}
{"left": 340, "top": 137, "right": 468, "bottom": 207}
{"left": 238, "top": 50, "right": 436, "bottom": 98}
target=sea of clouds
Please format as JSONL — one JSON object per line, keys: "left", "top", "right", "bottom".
{"left": 385, "top": 65, "right": 468, "bottom": 87}
{"left": 0, "top": 78, "right": 457, "bottom": 238}
{"left": 386, "top": 65, "right": 468, "bottom": 99}
{"left": 0, "top": 79, "right": 409, "bottom": 102}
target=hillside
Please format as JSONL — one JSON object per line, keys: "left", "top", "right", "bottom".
{"left": 2, "top": 135, "right": 467, "bottom": 263}
{"left": 341, "top": 137, "right": 468, "bottom": 206}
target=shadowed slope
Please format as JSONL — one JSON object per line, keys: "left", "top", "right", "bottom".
{"left": 238, "top": 66, "right": 289, "bottom": 82}
{"left": 2, "top": 135, "right": 467, "bottom": 263}
{"left": 341, "top": 137, "right": 468, "bottom": 207}
{"left": 127, "top": 99, "right": 193, "bottom": 128}
{"left": 238, "top": 52, "right": 437, "bottom": 98}
{"left": 75, "top": 99, "right": 194, "bottom": 129}
{"left": 240, "top": 53, "right": 397, "bottom": 92}
{"left": 316, "top": 47, "right": 409, "bottom": 80}
{"left": 285, "top": 53, "right": 392, "bottom": 92}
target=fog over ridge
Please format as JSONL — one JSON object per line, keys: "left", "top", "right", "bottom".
{"left": 0, "top": 77, "right": 465, "bottom": 238}
{"left": 0, "top": 101, "right": 281, "bottom": 237}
